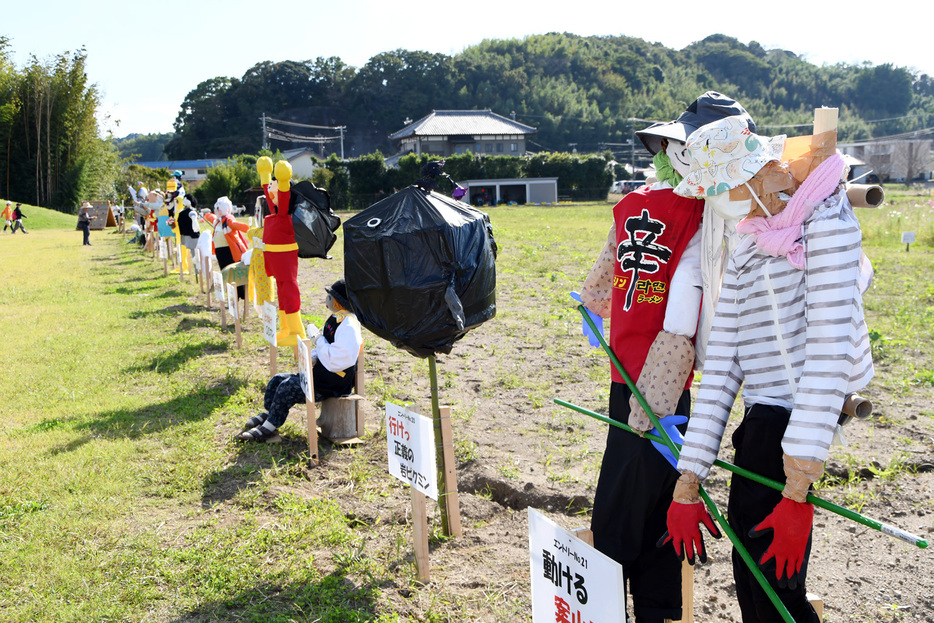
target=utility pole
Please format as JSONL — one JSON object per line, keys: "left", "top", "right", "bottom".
{"left": 261, "top": 113, "right": 268, "bottom": 151}
{"left": 339, "top": 126, "right": 345, "bottom": 160}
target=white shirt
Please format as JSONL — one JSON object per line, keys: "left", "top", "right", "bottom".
{"left": 313, "top": 314, "right": 363, "bottom": 373}
{"left": 677, "top": 190, "right": 874, "bottom": 480}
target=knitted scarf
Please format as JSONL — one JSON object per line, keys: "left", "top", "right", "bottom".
{"left": 736, "top": 154, "right": 846, "bottom": 270}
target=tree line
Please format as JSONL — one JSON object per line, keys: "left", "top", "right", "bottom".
{"left": 179, "top": 149, "right": 615, "bottom": 213}
{"left": 163, "top": 33, "right": 934, "bottom": 161}
{"left": 0, "top": 37, "right": 123, "bottom": 211}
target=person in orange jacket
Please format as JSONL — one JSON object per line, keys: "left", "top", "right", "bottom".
{"left": 257, "top": 157, "right": 306, "bottom": 347}
{"left": 204, "top": 196, "right": 250, "bottom": 300}
{"left": 2, "top": 201, "right": 12, "bottom": 232}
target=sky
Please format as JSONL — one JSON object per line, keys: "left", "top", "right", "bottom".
{"left": 4, "top": 0, "right": 932, "bottom": 139}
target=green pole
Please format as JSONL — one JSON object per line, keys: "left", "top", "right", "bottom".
{"left": 576, "top": 305, "right": 796, "bottom": 623}
{"left": 555, "top": 398, "right": 928, "bottom": 549}
{"left": 428, "top": 354, "right": 451, "bottom": 536}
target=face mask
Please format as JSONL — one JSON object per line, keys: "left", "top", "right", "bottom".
{"left": 705, "top": 192, "right": 752, "bottom": 221}
{"left": 665, "top": 140, "right": 691, "bottom": 179}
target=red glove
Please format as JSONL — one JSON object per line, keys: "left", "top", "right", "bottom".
{"left": 663, "top": 500, "right": 721, "bottom": 565}
{"left": 749, "top": 497, "right": 814, "bottom": 589}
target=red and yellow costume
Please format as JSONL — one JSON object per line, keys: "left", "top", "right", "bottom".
{"left": 258, "top": 157, "right": 306, "bottom": 347}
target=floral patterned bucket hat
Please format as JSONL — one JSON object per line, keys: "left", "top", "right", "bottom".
{"left": 674, "top": 116, "right": 785, "bottom": 198}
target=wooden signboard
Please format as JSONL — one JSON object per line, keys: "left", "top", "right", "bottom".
{"left": 87, "top": 202, "right": 116, "bottom": 230}
{"left": 227, "top": 283, "right": 242, "bottom": 348}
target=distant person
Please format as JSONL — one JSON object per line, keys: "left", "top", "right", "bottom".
{"left": 238, "top": 280, "right": 362, "bottom": 443}
{"left": 77, "top": 202, "right": 96, "bottom": 245}
{"left": 2, "top": 201, "right": 12, "bottom": 232}
{"left": 10, "top": 203, "right": 27, "bottom": 234}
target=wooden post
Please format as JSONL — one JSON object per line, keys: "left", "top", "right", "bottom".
{"left": 807, "top": 594, "right": 824, "bottom": 621}
{"left": 427, "top": 354, "right": 451, "bottom": 536}
{"left": 168, "top": 239, "right": 176, "bottom": 269}
{"left": 438, "top": 406, "right": 462, "bottom": 538}
{"left": 301, "top": 337, "right": 319, "bottom": 465}
{"left": 813, "top": 107, "right": 838, "bottom": 138}
{"left": 677, "top": 560, "right": 694, "bottom": 623}
{"left": 269, "top": 344, "right": 277, "bottom": 377}
{"left": 227, "top": 283, "right": 242, "bottom": 349}
{"left": 411, "top": 486, "right": 430, "bottom": 583}
{"left": 179, "top": 246, "right": 185, "bottom": 283}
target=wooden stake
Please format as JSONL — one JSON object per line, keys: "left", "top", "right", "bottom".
{"left": 411, "top": 486, "right": 430, "bottom": 583}
{"left": 438, "top": 406, "right": 462, "bottom": 538}
{"left": 678, "top": 559, "right": 695, "bottom": 623}
{"left": 813, "top": 107, "right": 838, "bottom": 138}
{"left": 179, "top": 246, "right": 185, "bottom": 283}
{"left": 427, "top": 354, "right": 451, "bottom": 535}
{"left": 302, "top": 337, "right": 319, "bottom": 466}
{"left": 269, "top": 344, "right": 277, "bottom": 378}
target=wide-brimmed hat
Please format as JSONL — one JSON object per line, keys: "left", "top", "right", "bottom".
{"left": 637, "top": 91, "right": 757, "bottom": 155}
{"left": 674, "top": 116, "right": 785, "bottom": 198}
{"left": 80, "top": 201, "right": 93, "bottom": 209}
{"left": 325, "top": 279, "right": 352, "bottom": 312}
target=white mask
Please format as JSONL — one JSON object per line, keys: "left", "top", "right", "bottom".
{"left": 705, "top": 192, "right": 751, "bottom": 221}
{"left": 665, "top": 140, "right": 691, "bottom": 179}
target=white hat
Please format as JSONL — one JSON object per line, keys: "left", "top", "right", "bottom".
{"left": 214, "top": 196, "right": 233, "bottom": 217}
{"left": 674, "top": 116, "right": 785, "bottom": 198}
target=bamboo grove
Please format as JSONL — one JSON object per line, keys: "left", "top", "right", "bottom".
{"left": 0, "top": 37, "right": 120, "bottom": 212}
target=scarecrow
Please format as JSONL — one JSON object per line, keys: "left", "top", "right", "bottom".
{"left": 204, "top": 196, "right": 250, "bottom": 300}
{"left": 257, "top": 156, "right": 307, "bottom": 347}
{"left": 579, "top": 93, "right": 756, "bottom": 623}
{"left": 238, "top": 279, "right": 362, "bottom": 443}
{"left": 664, "top": 116, "right": 873, "bottom": 622}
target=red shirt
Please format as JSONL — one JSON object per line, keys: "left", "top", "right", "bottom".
{"left": 261, "top": 186, "right": 295, "bottom": 246}
{"left": 609, "top": 186, "right": 703, "bottom": 386}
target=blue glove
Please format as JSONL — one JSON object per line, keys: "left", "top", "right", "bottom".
{"left": 570, "top": 291, "right": 604, "bottom": 348}
{"left": 648, "top": 415, "right": 687, "bottom": 469}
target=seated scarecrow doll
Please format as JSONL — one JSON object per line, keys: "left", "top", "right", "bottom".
{"left": 664, "top": 116, "right": 874, "bottom": 623}
{"left": 238, "top": 279, "right": 363, "bottom": 443}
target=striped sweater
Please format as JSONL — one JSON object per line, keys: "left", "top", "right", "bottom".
{"left": 677, "top": 189, "right": 874, "bottom": 480}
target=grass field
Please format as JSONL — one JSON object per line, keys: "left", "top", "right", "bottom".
{"left": 0, "top": 188, "right": 932, "bottom": 622}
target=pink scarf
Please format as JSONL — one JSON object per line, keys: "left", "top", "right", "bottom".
{"left": 736, "top": 154, "right": 846, "bottom": 269}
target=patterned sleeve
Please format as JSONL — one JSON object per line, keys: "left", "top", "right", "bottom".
{"left": 580, "top": 222, "right": 616, "bottom": 318}
{"left": 782, "top": 199, "right": 864, "bottom": 463}
{"left": 677, "top": 258, "right": 744, "bottom": 480}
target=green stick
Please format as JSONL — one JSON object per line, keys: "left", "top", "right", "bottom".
{"left": 576, "top": 305, "right": 796, "bottom": 623}
{"left": 555, "top": 397, "right": 928, "bottom": 549}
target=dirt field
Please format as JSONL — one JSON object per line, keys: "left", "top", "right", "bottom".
{"left": 222, "top": 203, "right": 934, "bottom": 623}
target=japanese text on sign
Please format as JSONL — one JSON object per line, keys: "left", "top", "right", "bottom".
{"left": 385, "top": 403, "right": 438, "bottom": 500}
{"left": 297, "top": 338, "right": 312, "bottom": 400}
{"left": 528, "top": 508, "right": 625, "bottom": 623}
{"left": 226, "top": 283, "right": 238, "bottom": 318}
{"left": 213, "top": 271, "right": 225, "bottom": 302}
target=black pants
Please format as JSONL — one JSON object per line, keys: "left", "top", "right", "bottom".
{"left": 590, "top": 381, "right": 691, "bottom": 622}
{"left": 80, "top": 223, "right": 90, "bottom": 245}
{"left": 728, "top": 403, "right": 820, "bottom": 623}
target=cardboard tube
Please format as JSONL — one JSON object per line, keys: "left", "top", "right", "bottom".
{"left": 841, "top": 394, "right": 873, "bottom": 424}
{"left": 847, "top": 184, "right": 885, "bottom": 208}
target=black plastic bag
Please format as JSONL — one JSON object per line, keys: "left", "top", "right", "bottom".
{"left": 291, "top": 181, "right": 340, "bottom": 259}
{"left": 344, "top": 185, "right": 497, "bottom": 358}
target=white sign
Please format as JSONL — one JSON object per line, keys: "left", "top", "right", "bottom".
{"left": 297, "top": 338, "right": 312, "bottom": 400}
{"left": 386, "top": 403, "right": 438, "bottom": 500}
{"left": 176, "top": 243, "right": 182, "bottom": 264}
{"left": 902, "top": 231, "right": 916, "bottom": 244}
{"left": 528, "top": 508, "right": 625, "bottom": 623}
{"left": 213, "top": 271, "right": 225, "bottom": 301}
{"left": 194, "top": 248, "right": 202, "bottom": 267}
{"left": 262, "top": 302, "right": 278, "bottom": 346}
{"left": 158, "top": 239, "right": 167, "bottom": 259}
{"left": 226, "top": 283, "right": 238, "bottom": 318}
